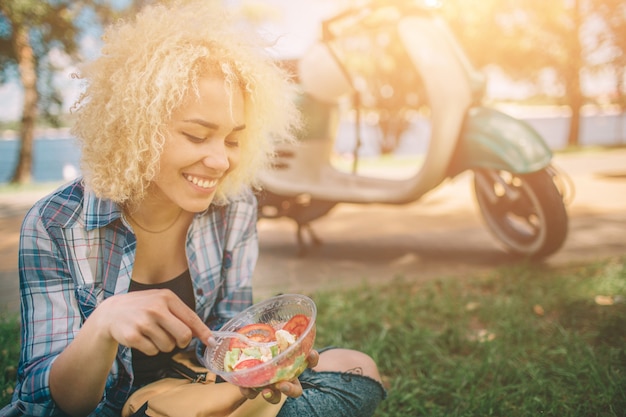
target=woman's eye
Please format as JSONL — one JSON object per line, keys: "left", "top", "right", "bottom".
{"left": 183, "top": 132, "right": 205, "bottom": 143}
{"left": 224, "top": 136, "right": 239, "bottom": 148}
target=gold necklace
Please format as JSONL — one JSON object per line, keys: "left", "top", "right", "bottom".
{"left": 126, "top": 209, "right": 183, "bottom": 234}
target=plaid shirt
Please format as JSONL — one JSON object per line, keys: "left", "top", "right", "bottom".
{"left": 3, "top": 178, "right": 258, "bottom": 416}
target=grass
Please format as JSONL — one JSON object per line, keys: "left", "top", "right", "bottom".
{"left": 312, "top": 256, "right": 626, "bottom": 416}
{"left": 0, "top": 316, "right": 20, "bottom": 406}
{"left": 1, "top": 256, "right": 625, "bottom": 415}
{"left": 0, "top": 182, "right": 62, "bottom": 196}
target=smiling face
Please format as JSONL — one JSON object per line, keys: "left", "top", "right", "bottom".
{"left": 151, "top": 75, "right": 245, "bottom": 213}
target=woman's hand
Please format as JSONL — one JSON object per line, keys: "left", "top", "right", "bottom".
{"left": 96, "top": 288, "right": 213, "bottom": 354}
{"left": 239, "top": 349, "right": 320, "bottom": 403}
{"left": 50, "top": 289, "right": 212, "bottom": 416}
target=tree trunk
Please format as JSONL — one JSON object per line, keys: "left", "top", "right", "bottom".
{"left": 565, "top": 65, "right": 584, "bottom": 148}
{"left": 567, "top": 97, "right": 582, "bottom": 148}
{"left": 10, "top": 25, "right": 38, "bottom": 185}
{"left": 566, "top": 0, "right": 583, "bottom": 148}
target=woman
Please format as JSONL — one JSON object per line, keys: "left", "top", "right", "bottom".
{"left": 3, "top": 1, "right": 385, "bottom": 416}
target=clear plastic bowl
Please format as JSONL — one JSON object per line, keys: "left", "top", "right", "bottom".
{"left": 203, "top": 294, "right": 317, "bottom": 388}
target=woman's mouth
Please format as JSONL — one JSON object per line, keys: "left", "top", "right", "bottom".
{"left": 185, "top": 174, "right": 218, "bottom": 189}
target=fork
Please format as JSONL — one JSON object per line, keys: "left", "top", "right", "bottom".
{"left": 209, "top": 330, "right": 277, "bottom": 348}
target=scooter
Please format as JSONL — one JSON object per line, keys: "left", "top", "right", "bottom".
{"left": 257, "top": 1, "right": 570, "bottom": 259}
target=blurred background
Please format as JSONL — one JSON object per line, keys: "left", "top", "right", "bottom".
{"left": 0, "top": 0, "right": 625, "bottom": 184}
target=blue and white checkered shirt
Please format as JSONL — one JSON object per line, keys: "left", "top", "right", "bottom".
{"left": 4, "top": 178, "right": 258, "bottom": 416}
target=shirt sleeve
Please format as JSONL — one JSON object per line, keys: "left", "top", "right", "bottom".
{"left": 209, "top": 189, "right": 258, "bottom": 328}
{"left": 11, "top": 204, "right": 83, "bottom": 416}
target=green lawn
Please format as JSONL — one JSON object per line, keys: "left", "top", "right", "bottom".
{"left": 0, "top": 182, "right": 62, "bottom": 195}
{"left": 2, "top": 256, "right": 625, "bottom": 415}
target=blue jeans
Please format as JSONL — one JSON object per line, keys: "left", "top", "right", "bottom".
{"left": 278, "top": 366, "right": 386, "bottom": 417}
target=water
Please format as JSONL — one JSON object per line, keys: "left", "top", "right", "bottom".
{"left": 0, "top": 136, "right": 81, "bottom": 183}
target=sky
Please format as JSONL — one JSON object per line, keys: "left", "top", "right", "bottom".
{"left": 242, "top": 0, "right": 338, "bottom": 58}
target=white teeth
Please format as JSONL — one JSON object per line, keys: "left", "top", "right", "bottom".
{"left": 185, "top": 174, "right": 217, "bottom": 189}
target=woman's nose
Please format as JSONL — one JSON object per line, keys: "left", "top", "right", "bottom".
{"left": 202, "top": 142, "right": 230, "bottom": 172}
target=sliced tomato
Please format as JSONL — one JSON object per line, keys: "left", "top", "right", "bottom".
{"left": 229, "top": 323, "right": 276, "bottom": 349}
{"left": 233, "top": 358, "right": 264, "bottom": 371}
{"left": 282, "top": 314, "right": 310, "bottom": 338}
{"left": 233, "top": 360, "right": 277, "bottom": 387}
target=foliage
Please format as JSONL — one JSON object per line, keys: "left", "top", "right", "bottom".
{"left": 591, "top": 0, "right": 626, "bottom": 109}
{"left": 444, "top": 1, "right": 565, "bottom": 74}
{"left": 440, "top": 0, "right": 626, "bottom": 146}
{"left": 0, "top": 0, "right": 82, "bottom": 121}
{"left": 441, "top": 0, "right": 619, "bottom": 87}
{"left": 0, "top": 0, "right": 150, "bottom": 121}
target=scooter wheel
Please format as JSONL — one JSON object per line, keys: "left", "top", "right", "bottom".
{"left": 473, "top": 167, "right": 568, "bottom": 260}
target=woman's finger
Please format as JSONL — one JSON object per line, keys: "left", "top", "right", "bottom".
{"left": 165, "top": 290, "right": 212, "bottom": 344}
{"left": 277, "top": 378, "right": 303, "bottom": 398}
{"left": 261, "top": 388, "right": 282, "bottom": 404}
{"left": 307, "top": 350, "right": 320, "bottom": 368}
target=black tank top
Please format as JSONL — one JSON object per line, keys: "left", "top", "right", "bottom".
{"left": 128, "top": 269, "right": 196, "bottom": 387}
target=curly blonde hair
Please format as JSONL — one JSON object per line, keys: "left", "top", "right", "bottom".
{"left": 71, "top": 0, "right": 300, "bottom": 205}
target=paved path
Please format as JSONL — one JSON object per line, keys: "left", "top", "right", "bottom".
{"left": 252, "top": 147, "right": 626, "bottom": 298}
{"left": 1, "top": 148, "right": 625, "bottom": 314}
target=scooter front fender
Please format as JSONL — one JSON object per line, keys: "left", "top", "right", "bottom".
{"left": 449, "top": 106, "right": 552, "bottom": 176}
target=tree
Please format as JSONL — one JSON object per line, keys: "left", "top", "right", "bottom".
{"left": 0, "top": 1, "right": 79, "bottom": 184}
{"left": 0, "top": 0, "right": 145, "bottom": 185}
{"left": 591, "top": 0, "right": 626, "bottom": 112}
{"left": 441, "top": 0, "right": 597, "bottom": 147}
{"left": 313, "top": 0, "right": 616, "bottom": 149}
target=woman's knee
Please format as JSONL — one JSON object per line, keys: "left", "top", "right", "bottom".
{"left": 314, "top": 348, "right": 382, "bottom": 381}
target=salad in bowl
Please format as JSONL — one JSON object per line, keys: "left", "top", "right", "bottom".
{"left": 203, "top": 294, "right": 316, "bottom": 388}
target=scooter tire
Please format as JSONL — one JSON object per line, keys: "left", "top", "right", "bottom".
{"left": 473, "top": 167, "right": 568, "bottom": 260}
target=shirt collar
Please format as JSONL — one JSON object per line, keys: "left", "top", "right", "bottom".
{"left": 83, "top": 186, "right": 124, "bottom": 231}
